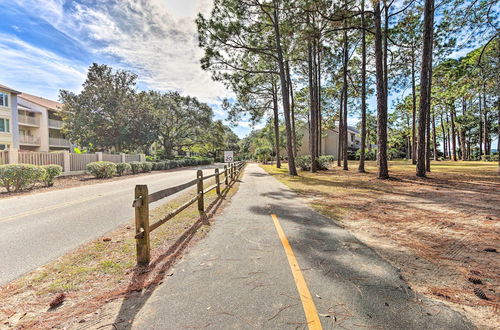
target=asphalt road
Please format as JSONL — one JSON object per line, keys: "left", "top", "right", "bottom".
{"left": 0, "top": 164, "right": 226, "bottom": 286}
{"left": 130, "top": 163, "right": 473, "bottom": 329}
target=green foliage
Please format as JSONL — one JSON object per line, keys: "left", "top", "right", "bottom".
{"left": 355, "top": 149, "right": 376, "bottom": 161}
{"left": 141, "top": 162, "right": 153, "bottom": 173}
{"left": 116, "top": 162, "right": 131, "bottom": 176}
{"left": 296, "top": 155, "right": 335, "bottom": 171}
{"left": 129, "top": 162, "right": 142, "bottom": 174}
{"left": 41, "top": 165, "right": 63, "bottom": 187}
{"left": 60, "top": 63, "right": 156, "bottom": 152}
{"left": 0, "top": 164, "right": 46, "bottom": 192}
{"left": 318, "top": 156, "right": 335, "bottom": 170}
{"left": 86, "top": 161, "right": 117, "bottom": 179}
{"left": 254, "top": 146, "right": 273, "bottom": 164}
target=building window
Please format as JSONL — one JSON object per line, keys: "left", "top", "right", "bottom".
{"left": 350, "top": 133, "right": 355, "bottom": 142}
{"left": 0, "top": 118, "right": 10, "bottom": 133}
{"left": 0, "top": 92, "right": 8, "bottom": 107}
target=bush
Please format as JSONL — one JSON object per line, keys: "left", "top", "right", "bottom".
{"left": 355, "top": 149, "right": 377, "bottom": 161}
{"left": 0, "top": 164, "right": 45, "bottom": 192}
{"left": 141, "top": 162, "right": 153, "bottom": 173}
{"left": 318, "top": 155, "right": 335, "bottom": 170}
{"left": 41, "top": 165, "right": 62, "bottom": 187}
{"left": 129, "top": 161, "right": 142, "bottom": 174}
{"left": 116, "top": 162, "right": 131, "bottom": 176}
{"left": 491, "top": 154, "right": 499, "bottom": 162}
{"left": 296, "top": 155, "right": 311, "bottom": 171}
{"left": 86, "top": 161, "right": 116, "bottom": 179}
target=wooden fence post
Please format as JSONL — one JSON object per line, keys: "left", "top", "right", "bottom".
{"left": 135, "top": 185, "right": 150, "bottom": 265}
{"left": 215, "top": 168, "right": 221, "bottom": 195}
{"left": 197, "top": 170, "right": 204, "bottom": 214}
{"left": 224, "top": 165, "right": 228, "bottom": 185}
{"left": 231, "top": 163, "right": 234, "bottom": 181}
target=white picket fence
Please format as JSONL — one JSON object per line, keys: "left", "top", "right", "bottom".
{"left": 2, "top": 149, "right": 144, "bottom": 173}
{"left": 70, "top": 153, "right": 99, "bottom": 171}
{"left": 0, "top": 151, "right": 8, "bottom": 165}
{"left": 18, "top": 152, "right": 64, "bottom": 167}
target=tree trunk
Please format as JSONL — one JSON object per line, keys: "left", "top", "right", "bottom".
{"left": 374, "top": 0, "right": 389, "bottom": 179}
{"left": 479, "top": 94, "right": 483, "bottom": 157}
{"left": 416, "top": 0, "right": 434, "bottom": 177}
{"left": 317, "top": 44, "right": 322, "bottom": 157}
{"left": 272, "top": 0, "right": 297, "bottom": 175}
{"left": 272, "top": 81, "right": 281, "bottom": 168}
{"left": 358, "top": 0, "right": 367, "bottom": 173}
{"left": 337, "top": 90, "right": 343, "bottom": 167}
{"left": 411, "top": 51, "right": 417, "bottom": 165}
{"left": 440, "top": 113, "right": 447, "bottom": 159}
{"left": 342, "top": 21, "right": 349, "bottom": 171}
{"left": 286, "top": 61, "right": 297, "bottom": 158}
{"left": 483, "top": 92, "right": 488, "bottom": 155}
{"left": 450, "top": 108, "right": 457, "bottom": 161}
{"left": 432, "top": 114, "right": 438, "bottom": 160}
{"left": 308, "top": 29, "right": 318, "bottom": 173}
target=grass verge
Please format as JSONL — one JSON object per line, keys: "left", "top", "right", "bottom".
{"left": 0, "top": 170, "right": 243, "bottom": 329}
{"left": 262, "top": 160, "right": 499, "bottom": 329}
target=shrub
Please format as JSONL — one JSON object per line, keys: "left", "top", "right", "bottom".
{"left": 141, "top": 162, "right": 153, "bottom": 173}
{"left": 296, "top": 155, "right": 311, "bottom": 171}
{"left": 318, "top": 155, "right": 335, "bottom": 170}
{"left": 491, "top": 154, "right": 499, "bottom": 162}
{"left": 151, "top": 162, "right": 162, "bottom": 171}
{"left": 0, "top": 164, "right": 45, "bottom": 192}
{"left": 116, "top": 162, "right": 131, "bottom": 176}
{"left": 41, "top": 165, "right": 62, "bottom": 187}
{"left": 355, "top": 149, "right": 377, "bottom": 161}
{"left": 86, "top": 161, "right": 116, "bottom": 179}
{"left": 129, "top": 161, "right": 142, "bottom": 174}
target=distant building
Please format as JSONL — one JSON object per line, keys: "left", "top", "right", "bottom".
{"left": 0, "top": 84, "right": 71, "bottom": 152}
{"left": 297, "top": 125, "right": 361, "bottom": 158}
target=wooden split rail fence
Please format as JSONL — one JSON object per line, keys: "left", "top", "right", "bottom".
{"left": 132, "top": 161, "right": 246, "bottom": 265}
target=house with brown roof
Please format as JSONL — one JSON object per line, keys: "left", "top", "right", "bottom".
{"left": 0, "top": 83, "right": 71, "bottom": 152}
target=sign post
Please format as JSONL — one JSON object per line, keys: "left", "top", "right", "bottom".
{"left": 224, "top": 150, "right": 234, "bottom": 163}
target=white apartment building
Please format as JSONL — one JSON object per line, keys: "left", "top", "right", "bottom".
{"left": 0, "top": 84, "right": 71, "bottom": 152}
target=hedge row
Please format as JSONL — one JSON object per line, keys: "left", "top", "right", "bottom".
{"left": 86, "top": 158, "right": 213, "bottom": 179}
{"left": 296, "top": 155, "right": 335, "bottom": 171}
{"left": 0, "top": 164, "right": 62, "bottom": 192}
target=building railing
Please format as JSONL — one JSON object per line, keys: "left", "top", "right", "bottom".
{"left": 18, "top": 115, "right": 40, "bottom": 126}
{"left": 49, "top": 137, "right": 72, "bottom": 147}
{"left": 132, "top": 161, "right": 246, "bottom": 265}
{"left": 48, "top": 119, "right": 63, "bottom": 129}
{"left": 19, "top": 135, "right": 40, "bottom": 145}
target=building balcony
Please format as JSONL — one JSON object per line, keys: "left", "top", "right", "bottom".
{"left": 19, "top": 135, "right": 40, "bottom": 145}
{"left": 48, "top": 119, "right": 63, "bottom": 129}
{"left": 49, "top": 137, "right": 71, "bottom": 147}
{"left": 18, "top": 115, "right": 40, "bottom": 127}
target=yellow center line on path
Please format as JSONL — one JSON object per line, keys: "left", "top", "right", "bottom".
{"left": 270, "top": 214, "right": 323, "bottom": 330}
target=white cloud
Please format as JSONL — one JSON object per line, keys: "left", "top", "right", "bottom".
{"left": 13, "top": 0, "right": 229, "bottom": 104}
{"left": 0, "top": 33, "right": 86, "bottom": 99}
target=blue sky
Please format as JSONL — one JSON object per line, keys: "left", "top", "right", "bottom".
{"left": 0, "top": 0, "right": 258, "bottom": 137}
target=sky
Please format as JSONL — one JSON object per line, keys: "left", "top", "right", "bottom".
{"left": 0, "top": 0, "right": 262, "bottom": 138}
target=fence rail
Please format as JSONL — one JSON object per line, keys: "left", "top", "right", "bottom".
{"left": 132, "top": 161, "right": 246, "bottom": 265}
{"left": 0, "top": 151, "right": 8, "bottom": 165}
{"left": 18, "top": 151, "right": 64, "bottom": 167}
{"left": 102, "top": 153, "right": 122, "bottom": 163}
{"left": 125, "top": 154, "right": 141, "bottom": 162}
{"left": 70, "top": 153, "right": 98, "bottom": 171}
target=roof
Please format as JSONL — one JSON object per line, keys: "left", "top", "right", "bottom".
{"left": 19, "top": 92, "right": 62, "bottom": 111}
{"left": 0, "top": 84, "right": 21, "bottom": 94}
{"left": 347, "top": 126, "right": 360, "bottom": 134}
{"left": 18, "top": 103, "right": 42, "bottom": 113}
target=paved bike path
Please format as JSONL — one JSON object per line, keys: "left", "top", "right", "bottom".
{"left": 132, "top": 163, "right": 472, "bottom": 329}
